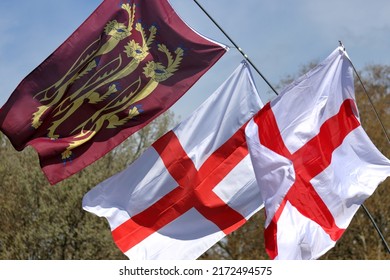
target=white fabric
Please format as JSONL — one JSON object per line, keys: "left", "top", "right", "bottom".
{"left": 83, "top": 61, "right": 264, "bottom": 260}
{"left": 245, "top": 47, "right": 390, "bottom": 260}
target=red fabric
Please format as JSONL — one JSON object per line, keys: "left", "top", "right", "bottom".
{"left": 0, "top": 0, "right": 226, "bottom": 184}
{"left": 254, "top": 100, "right": 359, "bottom": 259}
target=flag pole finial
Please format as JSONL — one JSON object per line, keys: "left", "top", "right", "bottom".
{"left": 339, "top": 40, "right": 346, "bottom": 51}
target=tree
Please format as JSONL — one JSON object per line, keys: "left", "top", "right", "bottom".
{"left": 0, "top": 111, "right": 175, "bottom": 259}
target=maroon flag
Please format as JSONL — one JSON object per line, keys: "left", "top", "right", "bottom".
{"left": 0, "top": 0, "right": 226, "bottom": 184}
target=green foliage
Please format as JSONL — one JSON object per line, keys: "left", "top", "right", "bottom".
{"left": 0, "top": 111, "right": 174, "bottom": 259}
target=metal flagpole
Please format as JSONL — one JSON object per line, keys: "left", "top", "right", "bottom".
{"left": 193, "top": 0, "right": 279, "bottom": 96}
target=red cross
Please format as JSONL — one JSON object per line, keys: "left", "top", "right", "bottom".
{"left": 112, "top": 124, "right": 250, "bottom": 253}
{"left": 254, "top": 99, "right": 360, "bottom": 259}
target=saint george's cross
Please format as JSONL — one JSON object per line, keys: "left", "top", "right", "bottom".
{"left": 111, "top": 123, "right": 250, "bottom": 253}
{"left": 253, "top": 98, "right": 361, "bottom": 259}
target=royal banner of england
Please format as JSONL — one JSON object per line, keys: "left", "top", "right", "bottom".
{"left": 0, "top": 0, "right": 226, "bottom": 184}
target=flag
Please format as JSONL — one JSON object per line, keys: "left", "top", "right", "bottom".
{"left": 245, "top": 47, "right": 390, "bottom": 260}
{"left": 83, "top": 61, "right": 264, "bottom": 260}
{"left": 0, "top": 0, "right": 226, "bottom": 185}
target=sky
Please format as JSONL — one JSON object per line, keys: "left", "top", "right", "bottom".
{"left": 1, "top": 0, "right": 390, "bottom": 121}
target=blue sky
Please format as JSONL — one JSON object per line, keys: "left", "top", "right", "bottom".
{"left": 1, "top": 0, "right": 390, "bottom": 120}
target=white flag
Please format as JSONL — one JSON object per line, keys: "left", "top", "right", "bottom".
{"left": 83, "top": 61, "right": 264, "bottom": 260}
{"left": 245, "top": 47, "right": 390, "bottom": 260}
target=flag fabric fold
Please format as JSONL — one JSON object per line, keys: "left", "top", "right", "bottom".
{"left": 0, "top": 0, "right": 227, "bottom": 185}
{"left": 83, "top": 61, "right": 264, "bottom": 260}
{"left": 245, "top": 47, "right": 390, "bottom": 260}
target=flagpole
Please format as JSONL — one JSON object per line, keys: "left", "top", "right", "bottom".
{"left": 193, "top": 0, "right": 279, "bottom": 96}
{"left": 361, "top": 204, "right": 390, "bottom": 253}
{"left": 340, "top": 41, "right": 390, "bottom": 255}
